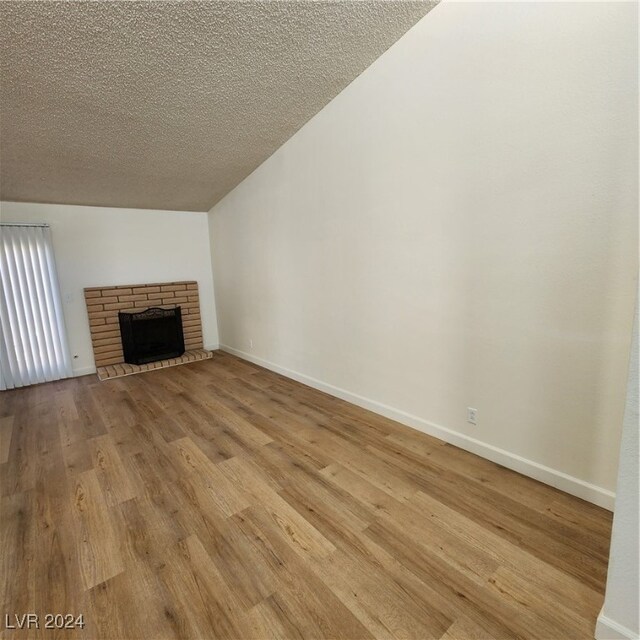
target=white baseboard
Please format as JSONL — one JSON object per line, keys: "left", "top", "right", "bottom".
{"left": 220, "top": 344, "right": 615, "bottom": 511}
{"left": 596, "top": 610, "right": 639, "bottom": 640}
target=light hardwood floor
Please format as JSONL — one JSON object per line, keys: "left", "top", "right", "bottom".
{"left": 0, "top": 351, "right": 612, "bottom": 639}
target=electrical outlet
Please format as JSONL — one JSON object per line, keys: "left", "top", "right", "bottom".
{"left": 467, "top": 407, "right": 478, "bottom": 425}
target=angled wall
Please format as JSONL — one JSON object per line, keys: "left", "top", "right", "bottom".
{"left": 209, "top": 1, "right": 638, "bottom": 506}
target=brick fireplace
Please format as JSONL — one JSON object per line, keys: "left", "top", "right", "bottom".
{"left": 84, "top": 280, "right": 212, "bottom": 379}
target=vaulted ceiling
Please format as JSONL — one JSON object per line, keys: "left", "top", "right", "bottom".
{"left": 0, "top": 1, "right": 438, "bottom": 212}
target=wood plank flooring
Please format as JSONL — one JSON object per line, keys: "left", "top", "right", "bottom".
{"left": 0, "top": 351, "right": 612, "bottom": 639}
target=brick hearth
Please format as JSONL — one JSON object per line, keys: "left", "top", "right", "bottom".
{"left": 96, "top": 348, "right": 212, "bottom": 381}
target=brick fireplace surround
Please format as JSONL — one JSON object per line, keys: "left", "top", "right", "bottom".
{"left": 84, "top": 280, "right": 212, "bottom": 380}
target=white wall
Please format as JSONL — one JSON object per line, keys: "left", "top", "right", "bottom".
{"left": 209, "top": 1, "right": 638, "bottom": 507}
{"left": 597, "top": 297, "right": 639, "bottom": 640}
{"left": 1, "top": 201, "right": 219, "bottom": 375}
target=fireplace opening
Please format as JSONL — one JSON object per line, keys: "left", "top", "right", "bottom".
{"left": 118, "top": 307, "right": 185, "bottom": 365}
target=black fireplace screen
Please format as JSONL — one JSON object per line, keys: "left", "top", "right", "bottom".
{"left": 118, "top": 306, "right": 185, "bottom": 365}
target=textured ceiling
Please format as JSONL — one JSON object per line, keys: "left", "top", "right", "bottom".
{"left": 0, "top": 1, "right": 438, "bottom": 212}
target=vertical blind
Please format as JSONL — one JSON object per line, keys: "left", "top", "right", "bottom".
{"left": 0, "top": 224, "right": 72, "bottom": 390}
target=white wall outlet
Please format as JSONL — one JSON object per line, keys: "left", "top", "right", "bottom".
{"left": 467, "top": 407, "right": 478, "bottom": 425}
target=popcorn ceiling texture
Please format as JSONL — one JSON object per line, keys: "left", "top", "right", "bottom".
{"left": 0, "top": 0, "right": 438, "bottom": 212}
